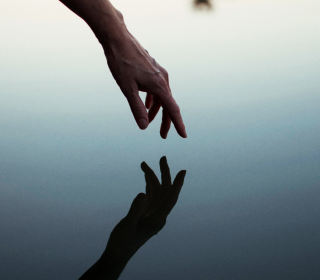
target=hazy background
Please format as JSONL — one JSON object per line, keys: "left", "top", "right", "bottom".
{"left": 1, "top": 0, "right": 320, "bottom": 279}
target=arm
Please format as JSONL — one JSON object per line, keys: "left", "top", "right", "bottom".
{"left": 59, "top": 0, "right": 187, "bottom": 139}
{"left": 79, "top": 157, "right": 186, "bottom": 279}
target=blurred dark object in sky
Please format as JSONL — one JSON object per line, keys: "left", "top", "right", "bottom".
{"left": 193, "top": 0, "right": 213, "bottom": 10}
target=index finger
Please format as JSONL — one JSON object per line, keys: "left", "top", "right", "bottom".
{"left": 154, "top": 170, "right": 186, "bottom": 219}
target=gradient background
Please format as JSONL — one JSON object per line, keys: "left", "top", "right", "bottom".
{"left": 1, "top": 0, "right": 320, "bottom": 279}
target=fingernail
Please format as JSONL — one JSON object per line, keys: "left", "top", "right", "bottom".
{"left": 138, "top": 118, "right": 148, "bottom": 130}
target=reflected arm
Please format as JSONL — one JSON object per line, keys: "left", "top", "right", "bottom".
{"left": 79, "top": 252, "right": 130, "bottom": 280}
{"left": 78, "top": 157, "right": 186, "bottom": 279}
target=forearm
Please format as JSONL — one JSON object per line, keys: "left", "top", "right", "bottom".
{"left": 79, "top": 251, "right": 131, "bottom": 280}
{"left": 59, "top": 0, "right": 127, "bottom": 46}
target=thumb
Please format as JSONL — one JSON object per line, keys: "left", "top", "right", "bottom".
{"left": 125, "top": 193, "right": 148, "bottom": 223}
{"left": 125, "top": 89, "right": 149, "bottom": 130}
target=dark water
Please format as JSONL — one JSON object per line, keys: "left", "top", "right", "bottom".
{"left": 1, "top": 0, "right": 320, "bottom": 279}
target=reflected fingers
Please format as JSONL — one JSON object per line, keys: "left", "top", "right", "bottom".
{"left": 145, "top": 174, "right": 153, "bottom": 201}
{"left": 159, "top": 156, "right": 171, "bottom": 190}
{"left": 141, "top": 161, "right": 161, "bottom": 201}
{"left": 160, "top": 170, "right": 186, "bottom": 217}
{"left": 172, "top": 170, "right": 186, "bottom": 198}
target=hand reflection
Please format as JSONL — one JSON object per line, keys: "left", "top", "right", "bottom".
{"left": 107, "top": 157, "right": 186, "bottom": 253}
{"left": 79, "top": 156, "right": 186, "bottom": 280}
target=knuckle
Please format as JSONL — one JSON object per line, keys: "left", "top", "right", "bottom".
{"left": 115, "top": 9, "right": 124, "bottom": 21}
{"left": 156, "top": 77, "right": 168, "bottom": 88}
{"left": 161, "top": 68, "right": 169, "bottom": 79}
{"left": 172, "top": 105, "right": 181, "bottom": 115}
{"left": 150, "top": 79, "right": 167, "bottom": 96}
{"left": 122, "top": 85, "right": 138, "bottom": 100}
{"left": 152, "top": 58, "right": 157, "bottom": 66}
{"left": 124, "top": 91, "right": 134, "bottom": 101}
{"left": 136, "top": 106, "right": 146, "bottom": 114}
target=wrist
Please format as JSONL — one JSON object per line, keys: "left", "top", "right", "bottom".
{"left": 100, "top": 247, "right": 130, "bottom": 265}
{"left": 90, "top": 251, "right": 130, "bottom": 280}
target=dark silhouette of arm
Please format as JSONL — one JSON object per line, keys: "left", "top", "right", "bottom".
{"left": 79, "top": 156, "right": 186, "bottom": 279}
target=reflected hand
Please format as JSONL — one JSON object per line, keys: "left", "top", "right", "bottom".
{"left": 105, "top": 156, "right": 186, "bottom": 259}
{"left": 79, "top": 156, "right": 186, "bottom": 280}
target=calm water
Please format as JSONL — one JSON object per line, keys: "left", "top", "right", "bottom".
{"left": 1, "top": 0, "right": 320, "bottom": 279}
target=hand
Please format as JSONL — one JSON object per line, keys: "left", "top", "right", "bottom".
{"left": 104, "top": 156, "right": 186, "bottom": 261}
{"left": 102, "top": 29, "right": 187, "bottom": 139}
{"left": 78, "top": 156, "right": 186, "bottom": 280}
{"left": 60, "top": 0, "right": 187, "bottom": 139}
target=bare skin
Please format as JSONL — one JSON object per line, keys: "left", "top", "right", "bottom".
{"left": 59, "top": 0, "right": 187, "bottom": 139}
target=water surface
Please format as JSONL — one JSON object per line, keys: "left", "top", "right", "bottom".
{"left": 1, "top": 0, "right": 320, "bottom": 279}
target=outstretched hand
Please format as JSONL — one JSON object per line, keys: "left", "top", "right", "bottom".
{"left": 103, "top": 32, "right": 187, "bottom": 139}
{"left": 60, "top": 0, "right": 187, "bottom": 138}
{"left": 79, "top": 156, "right": 186, "bottom": 280}
{"left": 104, "top": 156, "right": 186, "bottom": 259}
